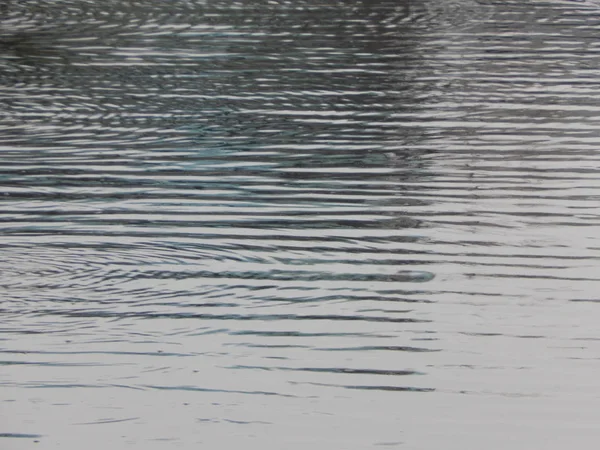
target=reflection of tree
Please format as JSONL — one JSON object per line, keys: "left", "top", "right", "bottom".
{"left": 0, "top": 0, "right": 436, "bottom": 229}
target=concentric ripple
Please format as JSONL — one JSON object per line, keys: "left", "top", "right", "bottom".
{"left": 2, "top": 0, "right": 600, "bottom": 448}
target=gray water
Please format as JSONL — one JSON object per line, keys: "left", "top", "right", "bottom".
{"left": 1, "top": 0, "right": 600, "bottom": 448}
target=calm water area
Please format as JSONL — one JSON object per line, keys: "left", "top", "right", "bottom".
{"left": 1, "top": 0, "right": 600, "bottom": 448}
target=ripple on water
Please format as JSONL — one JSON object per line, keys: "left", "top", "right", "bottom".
{"left": 2, "top": 0, "right": 600, "bottom": 447}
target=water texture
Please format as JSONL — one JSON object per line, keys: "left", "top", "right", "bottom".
{"left": 1, "top": 0, "right": 600, "bottom": 448}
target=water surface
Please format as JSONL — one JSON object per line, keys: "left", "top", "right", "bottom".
{"left": 2, "top": 1, "right": 600, "bottom": 448}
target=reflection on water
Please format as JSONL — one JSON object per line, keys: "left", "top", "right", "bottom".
{"left": 1, "top": 0, "right": 600, "bottom": 448}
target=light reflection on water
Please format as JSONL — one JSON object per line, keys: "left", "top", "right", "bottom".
{"left": 1, "top": 0, "right": 600, "bottom": 448}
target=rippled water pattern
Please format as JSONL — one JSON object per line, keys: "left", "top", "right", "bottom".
{"left": 2, "top": 0, "right": 600, "bottom": 448}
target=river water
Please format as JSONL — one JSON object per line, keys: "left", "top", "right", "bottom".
{"left": 1, "top": 0, "right": 599, "bottom": 448}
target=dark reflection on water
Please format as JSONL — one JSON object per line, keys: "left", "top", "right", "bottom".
{"left": 2, "top": 0, "right": 600, "bottom": 448}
